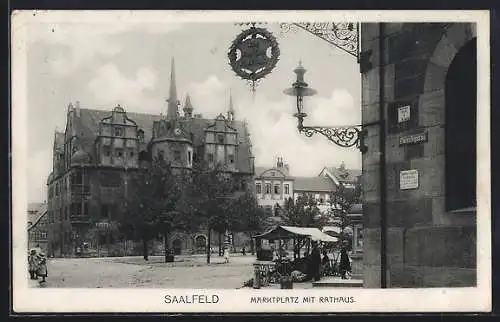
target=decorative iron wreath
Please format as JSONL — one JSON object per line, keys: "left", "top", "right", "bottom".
{"left": 227, "top": 27, "right": 280, "bottom": 82}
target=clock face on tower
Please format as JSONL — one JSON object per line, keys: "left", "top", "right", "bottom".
{"left": 174, "top": 128, "right": 181, "bottom": 135}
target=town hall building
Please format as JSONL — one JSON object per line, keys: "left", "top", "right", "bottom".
{"left": 45, "top": 58, "right": 255, "bottom": 257}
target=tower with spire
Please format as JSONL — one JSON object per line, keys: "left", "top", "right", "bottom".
{"left": 183, "top": 94, "right": 194, "bottom": 118}
{"left": 166, "top": 57, "right": 180, "bottom": 121}
{"left": 227, "top": 89, "right": 235, "bottom": 122}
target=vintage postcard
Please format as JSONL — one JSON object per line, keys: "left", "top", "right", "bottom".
{"left": 11, "top": 10, "right": 491, "bottom": 313}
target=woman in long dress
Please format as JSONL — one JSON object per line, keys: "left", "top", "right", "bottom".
{"left": 28, "top": 249, "right": 39, "bottom": 280}
{"left": 223, "top": 247, "right": 230, "bottom": 263}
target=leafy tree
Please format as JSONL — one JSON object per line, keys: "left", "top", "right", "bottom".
{"left": 327, "top": 183, "right": 362, "bottom": 251}
{"left": 184, "top": 160, "right": 234, "bottom": 264}
{"left": 276, "top": 193, "right": 327, "bottom": 258}
{"left": 225, "top": 190, "right": 267, "bottom": 254}
{"left": 122, "top": 157, "right": 187, "bottom": 261}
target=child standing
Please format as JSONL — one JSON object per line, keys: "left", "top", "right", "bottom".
{"left": 37, "top": 253, "right": 48, "bottom": 283}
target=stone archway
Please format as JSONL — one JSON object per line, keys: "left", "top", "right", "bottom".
{"left": 421, "top": 24, "right": 477, "bottom": 217}
{"left": 172, "top": 238, "right": 182, "bottom": 255}
{"left": 194, "top": 234, "right": 207, "bottom": 253}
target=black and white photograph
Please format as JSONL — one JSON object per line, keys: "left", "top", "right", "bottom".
{"left": 11, "top": 10, "right": 491, "bottom": 312}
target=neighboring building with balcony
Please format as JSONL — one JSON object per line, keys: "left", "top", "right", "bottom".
{"left": 46, "top": 58, "right": 255, "bottom": 257}
{"left": 27, "top": 202, "right": 48, "bottom": 253}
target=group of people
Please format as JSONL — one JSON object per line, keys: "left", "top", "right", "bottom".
{"left": 305, "top": 242, "right": 352, "bottom": 281}
{"left": 28, "top": 246, "right": 48, "bottom": 283}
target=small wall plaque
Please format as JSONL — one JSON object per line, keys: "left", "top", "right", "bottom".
{"left": 400, "top": 169, "right": 419, "bottom": 190}
{"left": 399, "top": 131, "right": 428, "bottom": 146}
{"left": 397, "top": 105, "right": 411, "bottom": 123}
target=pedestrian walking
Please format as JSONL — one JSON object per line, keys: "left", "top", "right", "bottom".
{"left": 306, "top": 242, "right": 321, "bottom": 281}
{"left": 339, "top": 247, "right": 351, "bottom": 280}
{"left": 241, "top": 247, "right": 246, "bottom": 256}
{"left": 321, "top": 250, "right": 330, "bottom": 276}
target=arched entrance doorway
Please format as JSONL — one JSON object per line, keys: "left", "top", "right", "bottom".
{"left": 172, "top": 239, "right": 182, "bottom": 255}
{"left": 195, "top": 235, "right": 207, "bottom": 253}
{"left": 445, "top": 38, "right": 477, "bottom": 212}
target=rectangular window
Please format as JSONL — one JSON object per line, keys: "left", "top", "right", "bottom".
{"left": 284, "top": 184, "right": 290, "bottom": 195}
{"left": 208, "top": 153, "right": 214, "bottom": 162}
{"left": 115, "top": 148, "right": 123, "bottom": 157}
{"left": 274, "top": 184, "right": 280, "bottom": 194}
{"left": 103, "top": 145, "right": 111, "bottom": 157}
{"left": 217, "top": 134, "right": 224, "bottom": 144}
{"left": 101, "top": 204, "right": 109, "bottom": 219}
{"left": 174, "top": 150, "right": 181, "bottom": 161}
{"left": 265, "top": 183, "right": 271, "bottom": 194}
{"left": 187, "top": 151, "right": 192, "bottom": 165}
{"left": 71, "top": 170, "right": 82, "bottom": 185}
{"left": 71, "top": 203, "right": 81, "bottom": 216}
{"left": 128, "top": 148, "right": 134, "bottom": 158}
{"left": 83, "top": 202, "right": 89, "bottom": 216}
{"left": 114, "top": 127, "right": 123, "bottom": 137}
{"left": 228, "top": 154, "right": 234, "bottom": 164}
{"left": 255, "top": 183, "right": 262, "bottom": 194}
{"left": 99, "top": 171, "right": 122, "bottom": 187}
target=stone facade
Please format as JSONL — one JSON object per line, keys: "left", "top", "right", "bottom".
{"left": 361, "top": 23, "right": 477, "bottom": 287}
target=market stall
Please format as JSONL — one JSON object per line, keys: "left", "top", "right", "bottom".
{"left": 251, "top": 225, "right": 338, "bottom": 288}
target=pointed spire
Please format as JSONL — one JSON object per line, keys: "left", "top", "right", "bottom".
{"left": 166, "top": 57, "right": 179, "bottom": 120}
{"left": 183, "top": 93, "right": 193, "bottom": 118}
{"left": 227, "top": 89, "right": 235, "bottom": 121}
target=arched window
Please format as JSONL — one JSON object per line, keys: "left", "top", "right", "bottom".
{"left": 445, "top": 38, "right": 477, "bottom": 212}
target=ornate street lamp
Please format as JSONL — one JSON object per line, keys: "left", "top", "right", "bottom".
{"left": 284, "top": 61, "right": 378, "bottom": 153}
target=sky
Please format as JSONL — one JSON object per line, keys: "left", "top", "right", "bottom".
{"left": 23, "top": 14, "right": 361, "bottom": 203}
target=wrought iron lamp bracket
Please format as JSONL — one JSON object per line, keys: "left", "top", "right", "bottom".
{"left": 295, "top": 114, "right": 380, "bottom": 153}
{"left": 280, "top": 22, "right": 360, "bottom": 60}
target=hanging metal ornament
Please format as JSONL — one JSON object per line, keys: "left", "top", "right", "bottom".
{"left": 228, "top": 23, "right": 280, "bottom": 92}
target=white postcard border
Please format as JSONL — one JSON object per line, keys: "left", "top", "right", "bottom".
{"left": 11, "top": 10, "right": 491, "bottom": 313}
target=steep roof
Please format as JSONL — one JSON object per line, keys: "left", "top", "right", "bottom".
{"left": 27, "top": 203, "right": 47, "bottom": 230}
{"left": 293, "top": 176, "right": 337, "bottom": 192}
{"left": 69, "top": 107, "right": 254, "bottom": 174}
{"left": 254, "top": 165, "right": 291, "bottom": 178}
{"left": 324, "top": 166, "right": 362, "bottom": 183}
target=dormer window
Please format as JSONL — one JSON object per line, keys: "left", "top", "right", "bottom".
{"left": 114, "top": 127, "right": 123, "bottom": 137}
{"left": 137, "top": 129, "right": 145, "bottom": 142}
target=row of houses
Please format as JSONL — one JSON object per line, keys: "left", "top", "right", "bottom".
{"left": 27, "top": 158, "right": 363, "bottom": 256}
{"left": 254, "top": 158, "right": 363, "bottom": 253}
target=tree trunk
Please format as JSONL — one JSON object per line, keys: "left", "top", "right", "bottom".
{"left": 293, "top": 238, "right": 297, "bottom": 260}
{"left": 206, "top": 227, "right": 211, "bottom": 264}
{"left": 164, "top": 231, "right": 169, "bottom": 263}
{"left": 218, "top": 232, "right": 223, "bottom": 256}
{"left": 143, "top": 237, "right": 149, "bottom": 261}
{"left": 250, "top": 232, "right": 255, "bottom": 255}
